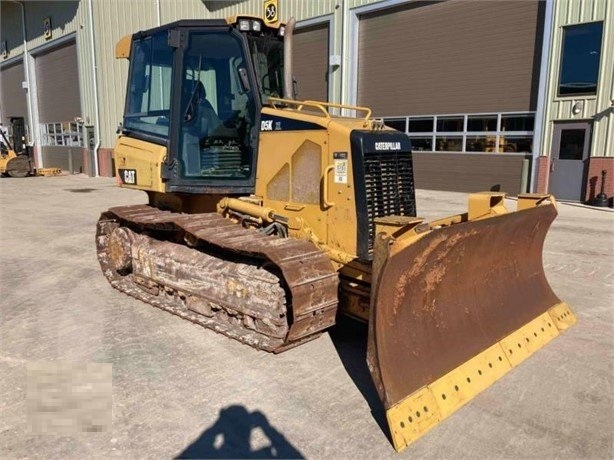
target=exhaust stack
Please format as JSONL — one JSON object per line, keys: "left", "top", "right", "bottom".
{"left": 283, "top": 17, "right": 296, "bottom": 100}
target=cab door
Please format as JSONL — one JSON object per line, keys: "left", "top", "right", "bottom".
{"left": 166, "top": 27, "right": 258, "bottom": 195}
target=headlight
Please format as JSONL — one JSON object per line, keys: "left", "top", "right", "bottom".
{"left": 252, "top": 20, "right": 262, "bottom": 32}
{"left": 238, "top": 19, "right": 250, "bottom": 31}
{"left": 278, "top": 26, "right": 285, "bottom": 37}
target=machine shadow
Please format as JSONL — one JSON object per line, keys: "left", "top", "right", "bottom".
{"left": 328, "top": 316, "right": 390, "bottom": 441}
{"left": 176, "top": 405, "right": 304, "bottom": 459}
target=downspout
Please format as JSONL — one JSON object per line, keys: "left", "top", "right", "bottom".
{"left": 12, "top": 1, "right": 39, "bottom": 165}
{"left": 156, "top": 0, "right": 161, "bottom": 26}
{"left": 605, "top": 96, "right": 614, "bottom": 161}
{"left": 340, "top": 0, "right": 348, "bottom": 107}
{"left": 605, "top": 6, "right": 614, "bottom": 158}
{"left": 88, "top": 0, "right": 101, "bottom": 177}
{"left": 283, "top": 18, "right": 296, "bottom": 100}
{"left": 530, "top": 0, "right": 555, "bottom": 193}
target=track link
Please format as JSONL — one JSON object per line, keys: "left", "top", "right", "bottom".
{"left": 96, "top": 205, "right": 339, "bottom": 352}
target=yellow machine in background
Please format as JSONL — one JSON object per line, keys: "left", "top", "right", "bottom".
{"left": 0, "top": 125, "right": 61, "bottom": 178}
{"left": 0, "top": 128, "right": 32, "bottom": 177}
{"left": 96, "top": 15, "right": 575, "bottom": 452}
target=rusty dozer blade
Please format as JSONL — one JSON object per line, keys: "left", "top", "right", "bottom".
{"left": 367, "top": 195, "right": 576, "bottom": 452}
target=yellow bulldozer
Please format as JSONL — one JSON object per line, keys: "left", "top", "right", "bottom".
{"left": 97, "top": 16, "right": 576, "bottom": 451}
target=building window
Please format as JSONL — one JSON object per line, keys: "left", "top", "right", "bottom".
{"left": 467, "top": 115, "right": 497, "bottom": 132}
{"left": 436, "top": 136, "right": 462, "bottom": 152}
{"left": 498, "top": 135, "right": 533, "bottom": 153}
{"left": 382, "top": 112, "right": 535, "bottom": 153}
{"left": 408, "top": 118, "right": 434, "bottom": 133}
{"left": 558, "top": 22, "right": 603, "bottom": 96}
{"left": 466, "top": 136, "right": 493, "bottom": 152}
{"left": 409, "top": 136, "right": 433, "bottom": 152}
{"left": 40, "top": 122, "right": 83, "bottom": 147}
{"left": 501, "top": 114, "right": 534, "bottom": 132}
{"left": 436, "top": 117, "right": 463, "bottom": 132}
{"left": 382, "top": 118, "right": 406, "bottom": 131}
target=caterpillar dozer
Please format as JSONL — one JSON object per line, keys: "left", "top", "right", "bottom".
{"left": 96, "top": 16, "right": 576, "bottom": 452}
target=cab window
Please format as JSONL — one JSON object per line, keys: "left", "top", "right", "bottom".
{"left": 124, "top": 31, "right": 173, "bottom": 138}
{"left": 247, "top": 34, "right": 284, "bottom": 103}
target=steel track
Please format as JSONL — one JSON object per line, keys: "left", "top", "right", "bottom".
{"left": 96, "top": 205, "right": 339, "bottom": 352}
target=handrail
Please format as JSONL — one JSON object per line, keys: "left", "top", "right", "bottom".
{"left": 322, "top": 165, "right": 335, "bottom": 208}
{"left": 267, "top": 97, "right": 372, "bottom": 120}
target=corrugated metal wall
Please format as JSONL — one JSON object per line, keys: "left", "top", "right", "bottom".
{"left": 540, "top": 0, "right": 613, "bottom": 158}
{"left": 0, "top": 2, "right": 25, "bottom": 57}
{"left": 160, "top": 0, "right": 336, "bottom": 22}
{"left": 76, "top": 3, "right": 94, "bottom": 136}
{"left": 91, "top": 1, "right": 160, "bottom": 148}
{"left": 23, "top": 1, "right": 80, "bottom": 50}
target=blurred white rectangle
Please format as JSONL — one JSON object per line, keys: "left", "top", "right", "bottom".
{"left": 27, "top": 362, "right": 112, "bottom": 435}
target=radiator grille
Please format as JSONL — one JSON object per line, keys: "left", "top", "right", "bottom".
{"left": 364, "top": 151, "right": 416, "bottom": 252}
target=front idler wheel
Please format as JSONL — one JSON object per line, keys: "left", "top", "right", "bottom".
{"left": 107, "top": 227, "right": 136, "bottom": 275}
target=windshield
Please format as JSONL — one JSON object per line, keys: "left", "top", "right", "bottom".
{"left": 247, "top": 35, "right": 284, "bottom": 102}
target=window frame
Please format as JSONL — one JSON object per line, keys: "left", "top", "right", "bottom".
{"left": 39, "top": 121, "right": 83, "bottom": 147}
{"left": 556, "top": 21, "right": 604, "bottom": 98}
{"left": 382, "top": 112, "right": 535, "bottom": 154}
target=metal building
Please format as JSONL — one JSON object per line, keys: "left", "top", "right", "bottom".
{"left": 0, "top": 0, "right": 612, "bottom": 203}
{"left": 1, "top": 1, "right": 85, "bottom": 172}
{"left": 535, "top": 0, "right": 613, "bottom": 203}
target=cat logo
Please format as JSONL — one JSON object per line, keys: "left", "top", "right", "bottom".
{"left": 263, "top": 0, "right": 278, "bottom": 25}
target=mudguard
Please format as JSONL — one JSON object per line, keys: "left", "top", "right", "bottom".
{"left": 367, "top": 195, "right": 576, "bottom": 451}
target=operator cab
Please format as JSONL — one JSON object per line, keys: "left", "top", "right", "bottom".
{"left": 121, "top": 17, "right": 286, "bottom": 193}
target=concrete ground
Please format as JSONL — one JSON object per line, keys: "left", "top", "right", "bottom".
{"left": 0, "top": 174, "right": 612, "bottom": 459}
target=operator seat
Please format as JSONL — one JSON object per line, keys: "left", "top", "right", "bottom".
{"left": 183, "top": 79, "right": 222, "bottom": 138}
{"left": 181, "top": 79, "right": 222, "bottom": 176}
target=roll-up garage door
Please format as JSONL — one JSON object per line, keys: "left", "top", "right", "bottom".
{"left": 357, "top": 0, "right": 543, "bottom": 116}
{"left": 0, "top": 60, "right": 28, "bottom": 129}
{"left": 294, "top": 22, "right": 329, "bottom": 102}
{"left": 35, "top": 39, "right": 83, "bottom": 172}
